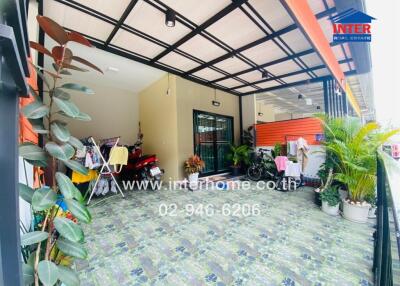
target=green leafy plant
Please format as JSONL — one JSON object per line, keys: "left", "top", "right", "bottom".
{"left": 184, "top": 155, "right": 205, "bottom": 174}
{"left": 226, "top": 145, "right": 250, "bottom": 167}
{"left": 320, "top": 186, "right": 341, "bottom": 206}
{"left": 19, "top": 16, "right": 102, "bottom": 286}
{"left": 273, "top": 142, "right": 282, "bottom": 158}
{"left": 242, "top": 126, "right": 254, "bottom": 149}
{"left": 318, "top": 115, "right": 399, "bottom": 203}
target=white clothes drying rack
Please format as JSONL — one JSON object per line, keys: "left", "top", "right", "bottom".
{"left": 87, "top": 136, "right": 124, "bottom": 205}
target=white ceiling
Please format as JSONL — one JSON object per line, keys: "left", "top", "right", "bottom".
{"left": 43, "top": 37, "right": 165, "bottom": 93}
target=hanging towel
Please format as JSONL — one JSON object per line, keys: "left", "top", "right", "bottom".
{"left": 71, "top": 170, "right": 98, "bottom": 184}
{"left": 109, "top": 146, "right": 129, "bottom": 173}
{"left": 274, "top": 156, "right": 288, "bottom": 172}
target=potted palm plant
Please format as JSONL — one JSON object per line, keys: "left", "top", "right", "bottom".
{"left": 226, "top": 145, "right": 250, "bottom": 176}
{"left": 319, "top": 116, "right": 399, "bottom": 223}
{"left": 320, "top": 186, "right": 341, "bottom": 216}
{"left": 184, "top": 155, "right": 205, "bottom": 184}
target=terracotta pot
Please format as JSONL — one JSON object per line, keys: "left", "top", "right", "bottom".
{"left": 321, "top": 201, "right": 340, "bottom": 216}
{"left": 342, "top": 200, "right": 370, "bottom": 223}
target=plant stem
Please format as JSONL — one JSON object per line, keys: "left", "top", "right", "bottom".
{"left": 34, "top": 211, "right": 50, "bottom": 286}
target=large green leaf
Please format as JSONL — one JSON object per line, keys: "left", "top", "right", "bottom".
{"left": 38, "top": 260, "right": 59, "bottom": 286}
{"left": 20, "top": 231, "right": 48, "bottom": 245}
{"left": 51, "top": 121, "right": 71, "bottom": 142}
{"left": 54, "top": 217, "right": 84, "bottom": 243}
{"left": 25, "top": 158, "right": 48, "bottom": 168}
{"left": 60, "top": 83, "right": 94, "bottom": 94}
{"left": 57, "top": 265, "right": 80, "bottom": 286}
{"left": 63, "top": 160, "right": 88, "bottom": 176}
{"left": 52, "top": 63, "right": 72, "bottom": 75}
{"left": 19, "top": 142, "right": 46, "bottom": 161}
{"left": 22, "top": 101, "right": 49, "bottom": 119}
{"left": 53, "top": 97, "right": 80, "bottom": 118}
{"left": 72, "top": 187, "right": 84, "bottom": 203}
{"left": 54, "top": 88, "right": 71, "bottom": 100}
{"left": 65, "top": 199, "right": 91, "bottom": 223}
{"left": 75, "top": 111, "right": 91, "bottom": 121}
{"left": 19, "top": 183, "right": 35, "bottom": 204}
{"left": 28, "top": 118, "right": 48, "bottom": 134}
{"left": 68, "top": 136, "right": 84, "bottom": 150}
{"left": 45, "top": 142, "right": 74, "bottom": 161}
{"left": 56, "top": 237, "right": 88, "bottom": 259}
{"left": 22, "top": 263, "right": 35, "bottom": 286}
{"left": 31, "top": 187, "right": 57, "bottom": 211}
{"left": 28, "top": 83, "right": 41, "bottom": 102}
{"left": 55, "top": 172, "right": 76, "bottom": 199}
{"left": 29, "top": 62, "right": 50, "bottom": 89}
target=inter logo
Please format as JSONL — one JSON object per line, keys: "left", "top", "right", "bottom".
{"left": 331, "top": 9, "right": 376, "bottom": 42}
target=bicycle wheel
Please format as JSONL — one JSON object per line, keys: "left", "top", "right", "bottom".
{"left": 247, "top": 165, "right": 262, "bottom": 181}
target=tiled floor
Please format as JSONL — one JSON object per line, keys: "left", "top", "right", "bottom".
{"left": 76, "top": 185, "right": 375, "bottom": 286}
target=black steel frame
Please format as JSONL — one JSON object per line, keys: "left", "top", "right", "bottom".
{"left": 45, "top": 0, "right": 355, "bottom": 97}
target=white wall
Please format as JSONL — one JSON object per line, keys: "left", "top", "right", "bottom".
{"left": 242, "top": 95, "right": 257, "bottom": 129}
{"left": 60, "top": 80, "right": 140, "bottom": 145}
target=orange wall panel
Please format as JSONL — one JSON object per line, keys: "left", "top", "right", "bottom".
{"left": 19, "top": 59, "right": 39, "bottom": 144}
{"left": 255, "top": 117, "right": 323, "bottom": 146}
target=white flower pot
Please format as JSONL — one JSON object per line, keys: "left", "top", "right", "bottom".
{"left": 368, "top": 206, "right": 377, "bottom": 218}
{"left": 342, "top": 200, "right": 370, "bottom": 223}
{"left": 188, "top": 172, "right": 199, "bottom": 183}
{"left": 338, "top": 189, "right": 348, "bottom": 200}
{"left": 321, "top": 201, "right": 340, "bottom": 216}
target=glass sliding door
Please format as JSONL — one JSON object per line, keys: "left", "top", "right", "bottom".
{"left": 193, "top": 110, "right": 233, "bottom": 175}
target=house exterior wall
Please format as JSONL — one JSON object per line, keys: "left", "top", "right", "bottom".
{"left": 139, "top": 75, "right": 180, "bottom": 180}
{"left": 175, "top": 77, "right": 240, "bottom": 179}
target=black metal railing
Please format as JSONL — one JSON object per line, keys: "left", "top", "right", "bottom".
{"left": 374, "top": 150, "right": 400, "bottom": 285}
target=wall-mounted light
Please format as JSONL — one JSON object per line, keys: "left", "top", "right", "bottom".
{"left": 257, "top": 103, "right": 263, "bottom": 116}
{"left": 316, "top": 105, "right": 321, "bottom": 110}
{"left": 258, "top": 112, "right": 264, "bottom": 116}
{"left": 212, "top": 89, "right": 220, "bottom": 107}
{"left": 298, "top": 94, "right": 303, "bottom": 99}
{"left": 165, "top": 9, "right": 176, "bottom": 27}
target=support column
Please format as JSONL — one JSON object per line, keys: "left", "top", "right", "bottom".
{"left": 239, "top": 95, "right": 243, "bottom": 144}
{"left": 323, "top": 79, "right": 330, "bottom": 116}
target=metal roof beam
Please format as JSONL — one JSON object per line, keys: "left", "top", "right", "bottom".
{"left": 185, "top": 7, "right": 335, "bottom": 76}
{"left": 150, "top": 0, "right": 248, "bottom": 63}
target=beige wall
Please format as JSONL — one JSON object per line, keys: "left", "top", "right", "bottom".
{"left": 257, "top": 103, "right": 275, "bottom": 122}
{"left": 241, "top": 94, "right": 257, "bottom": 130}
{"left": 139, "top": 75, "right": 240, "bottom": 180}
{"left": 59, "top": 80, "right": 139, "bottom": 145}
{"left": 139, "top": 75, "right": 179, "bottom": 180}
{"left": 175, "top": 77, "right": 240, "bottom": 179}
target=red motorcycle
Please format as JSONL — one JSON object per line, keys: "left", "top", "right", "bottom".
{"left": 120, "top": 141, "right": 164, "bottom": 186}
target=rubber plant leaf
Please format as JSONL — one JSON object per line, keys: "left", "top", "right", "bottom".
{"left": 19, "top": 183, "right": 35, "bottom": 204}
{"left": 31, "top": 187, "right": 57, "bottom": 211}
{"left": 57, "top": 237, "right": 88, "bottom": 259}
{"left": 38, "top": 260, "right": 59, "bottom": 286}
{"left": 57, "top": 265, "right": 80, "bottom": 286}
{"left": 20, "top": 231, "right": 48, "bottom": 246}
{"left": 65, "top": 199, "right": 91, "bottom": 223}
{"left": 67, "top": 31, "right": 92, "bottom": 47}
{"left": 19, "top": 142, "right": 46, "bottom": 161}
{"left": 54, "top": 217, "right": 84, "bottom": 243}
{"left": 51, "top": 121, "right": 71, "bottom": 142}
{"left": 45, "top": 142, "right": 75, "bottom": 161}
{"left": 29, "top": 41, "right": 52, "bottom": 57}
{"left": 36, "top": 15, "right": 68, "bottom": 45}
{"left": 60, "top": 83, "right": 94, "bottom": 95}
{"left": 72, "top": 56, "right": 103, "bottom": 73}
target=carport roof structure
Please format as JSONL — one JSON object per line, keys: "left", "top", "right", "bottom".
{"left": 42, "top": 0, "right": 372, "bottom": 117}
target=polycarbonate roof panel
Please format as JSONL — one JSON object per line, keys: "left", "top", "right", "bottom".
{"left": 158, "top": 52, "right": 200, "bottom": 72}
{"left": 111, "top": 29, "right": 165, "bottom": 59}
{"left": 307, "top": 0, "right": 335, "bottom": 15}
{"left": 179, "top": 35, "right": 227, "bottom": 62}
{"left": 234, "top": 86, "right": 258, "bottom": 93}
{"left": 267, "top": 60, "right": 302, "bottom": 76}
{"left": 283, "top": 73, "right": 311, "bottom": 83}
{"left": 313, "top": 68, "right": 330, "bottom": 77}
{"left": 300, "top": 53, "right": 323, "bottom": 67}
{"left": 318, "top": 16, "right": 333, "bottom": 43}
{"left": 44, "top": 1, "right": 115, "bottom": 41}
{"left": 206, "top": 9, "right": 265, "bottom": 49}
{"left": 124, "top": 1, "right": 191, "bottom": 45}
{"left": 332, "top": 45, "right": 346, "bottom": 61}
{"left": 238, "top": 70, "right": 263, "bottom": 83}
{"left": 161, "top": 0, "right": 231, "bottom": 25}
{"left": 192, "top": 68, "right": 225, "bottom": 81}
{"left": 248, "top": 0, "right": 295, "bottom": 31}
{"left": 214, "top": 78, "right": 246, "bottom": 89}
{"left": 78, "top": 0, "right": 131, "bottom": 19}
{"left": 241, "top": 40, "right": 287, "bottom": 65}
{"left": 257, "top": 80, "right": 282, "bottom": 89}
{"left": 279, "top": 29, "right": 312, "bottom": 53}
{"left": 213, "top": 57, "right": 252, "bottom": 74}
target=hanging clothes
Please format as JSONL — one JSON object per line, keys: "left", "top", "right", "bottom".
{"left": 109, "top": 146, "right": 129, "bottom": 173}
{"left": 287, "top": 141, "right": 297, "bottom": 157}
{"left": 71, "top": 169, "right": 98, "bottom": 184}
{"left": 296, "top": 137, "right": 309, "bottom": 172}
{"left": 274, "top": 156, "right": 289, "bottom": 172}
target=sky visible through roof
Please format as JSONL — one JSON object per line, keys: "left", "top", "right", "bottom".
{"left": 366, "top": 0, "right": 400, "bottom": 128}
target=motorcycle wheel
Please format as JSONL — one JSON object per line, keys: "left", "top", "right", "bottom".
{"left": 247, "top": 165, "right": 262, "bottom": 181}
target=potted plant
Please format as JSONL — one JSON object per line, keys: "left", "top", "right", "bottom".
{"left": 320, "top": 186, "right": 341, "bottom": 216}
{"left": 18, "top": 16, "right": 102, "bottom": 285}
{"left": 319, "top": 115, "right": 399, "bottom": 223}
{"left": 184, "top": 155, "right": 205, "bottom": 184}
{"left": 226, "top": 145, "right": 250, "bottom": 176}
